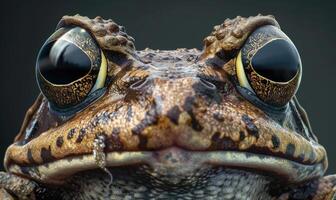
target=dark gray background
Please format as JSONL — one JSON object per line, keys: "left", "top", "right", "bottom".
{"left": 0, "top": 0, "right": 335, "bottom": 175}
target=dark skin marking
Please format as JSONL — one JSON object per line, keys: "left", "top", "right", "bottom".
{"left": 27, "top": 148, "right": 35, "bottom": 163}
{"left": 298, "top": 153, "right": 305, "bottom": 162}
{"left": 104, "top": 50, "right": 129, "bottom": 66}
{"left": 242, "top": 114, "right": 259, "bottom": 138}
{"left": 211, "top": 132, "right": 221, "bottom": 142}
{"left": 213, "top": 112, "right": 224, "bottom": 122}
{"left": 109, "top": 135, "right": 123, "bottom": 150}
{"left": 218, "top": 137, "right": 238, "bottom": 149}
{"left": 67, "top": 128, "right": 76, "bottom": 140}
{"left": 210, "top": 129, "right": 309, "bottom": 163}
{"left": 40, "top": 146, "right": 55, "bottom": 163}
{"left": 192, "top": 81, "right": 221, "bottom": 104}
{"left": 131, "top": 126, "right": 141, "bottom": 135}
{"left": 205, "top": 55, "right": 227, "bottom": 68}
{"left": 239, "top": 131, "right": 245, "bottom": 141}
{"left": 138, "top": 134, "right": 148, "bottom": 149}
{"left": 182, "top": 96, "right": 203, "bottom": 131}
{"left": 211, "top": 132, "right": 238, "bottom": 150}
{"left": 76, "top": 128, "right": 86, "bottom": 143}
{"left": 19, "top": 166, "right": 31, "bottom": 176}
{"left": 216, "top": 49, "right": 239, "bottom": 64}
{"left": 131, "top": 104, "right": 159, "bottom": 135}
{"left": 101, "top": 132, "right": 123, "bottom": 151}
{"left": 271, "top": 135, "right": 280, "bottom": 149}
{"left": 285, "top": 143, "right": 296, "bottom": 157}
{"left": 56, "top": 136, "right": 64, "bottom": 148}
{"left": 166, "top": 106, "right": 181, "bottom": 125}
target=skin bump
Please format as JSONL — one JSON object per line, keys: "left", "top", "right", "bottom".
{"left": 67, "top": 128, "right": 76, "bottom": 140}
{"left": 166, "top": 105, "right": 181, "bottom": 125}
{"left": 40, "top": 146, "right": 55, "bottom": 163}
{"left": 285, "top": 143, "right": 296, "bottom": 157}
{"left": 76, "top": 129, "right": 87, "bottom": 143}
{"left": 2, "top": 15, "right": 333, "bottom": 199}
{"left": 56, "top": 136, "right": 64, "bottom": 148}
{"left": 213, "top": 112, "right": 225, "bottom": 122}
{"left": 271, "top": 135, "right": 280, "bottom": 149}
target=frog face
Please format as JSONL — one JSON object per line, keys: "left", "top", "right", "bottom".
{"left": 4, "top": 15, "right": 327, "bottom": 188}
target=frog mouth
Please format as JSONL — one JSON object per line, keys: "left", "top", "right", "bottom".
{"left": 8, "top": 147, "right": 325, "bottom": 185}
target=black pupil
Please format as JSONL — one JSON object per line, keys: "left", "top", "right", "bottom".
{"left": 251, "top": 39, "right": 300, "bottom": 82}
{"left": 38, "top": 39, "right": 91, "bottom": 84}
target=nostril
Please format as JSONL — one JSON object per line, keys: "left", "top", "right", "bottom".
{"left": 130, "top": 78, "right": 149, "bottom": 90}
{"left": 199, "top": 78, "right": 216, "bottom": 90}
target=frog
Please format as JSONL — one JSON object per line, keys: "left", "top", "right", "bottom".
{"left": 0, "top": 14, "right": 335, "bottom": 200}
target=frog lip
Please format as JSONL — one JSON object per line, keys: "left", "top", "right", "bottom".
{"left": 8, "top": 147, "right": 325, "bottom": 185}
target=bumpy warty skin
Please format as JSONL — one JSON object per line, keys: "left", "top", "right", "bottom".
{"left": 0, "top": 14, "right": 335, "bottom": 200}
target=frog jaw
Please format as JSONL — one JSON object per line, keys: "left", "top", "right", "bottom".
{"left": 4, "top": 77, "right": 328, "bottom": 184}
{"left": 7, "top": 147, "right": 325, "bottom": 185}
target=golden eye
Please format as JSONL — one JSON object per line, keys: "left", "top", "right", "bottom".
{"left": 236, "top": 25, "right": 302, "bottom": 107}
{"left": 36, "top": 27, "right": 107, "bottom": 109}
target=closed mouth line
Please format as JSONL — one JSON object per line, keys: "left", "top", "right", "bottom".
{"left": 8, "top": 148, "right": 325, "bottom": 184}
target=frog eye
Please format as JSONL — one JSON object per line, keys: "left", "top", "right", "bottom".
{"left": 36, "top": 27, "right": 107, "bottom": 109}
{"left": 236, "top": 25, "right": 302, "bottom": 107}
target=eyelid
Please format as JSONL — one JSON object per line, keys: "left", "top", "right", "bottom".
{"left": 91, "top": 50, "right": 107, "bottom": 92}
{"left": 236, "top": 51, "right": 253, "bottom": 92}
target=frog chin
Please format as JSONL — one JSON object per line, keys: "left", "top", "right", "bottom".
{"left": 8, "top": 147, "right": 325, "bottom": 185}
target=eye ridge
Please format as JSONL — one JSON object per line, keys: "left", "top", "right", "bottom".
{"left": 249, "top": 38, "right": 301, "bottom": 83}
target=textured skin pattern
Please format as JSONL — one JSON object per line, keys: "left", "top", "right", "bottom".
{"left": 56, "top": 15, "right": 135, "bottom": 54}
{"left": 0, "top": 172, "right": 36, "bottom": 199}
{"left": 0, "top": 188, "right": 15, "bottom": 200}
{"left": 55, "top": 167, "right": 272, "bottom": 200}
{"left": 1, "top": 15, "right": 335, "bottom": 199}
{"left": 5, "top": 49, "right": 326, "bottom": 167}
{"left": 201, "top": 14, "right": 279, "bottom": 59}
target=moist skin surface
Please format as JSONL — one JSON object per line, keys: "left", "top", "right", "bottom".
{"left": 0, "top": 15, "right": 335, "bottom": 200}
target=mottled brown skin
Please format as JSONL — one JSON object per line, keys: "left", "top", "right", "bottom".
{"left": 0, "top": 15, "right": 335, "bottom": 199}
